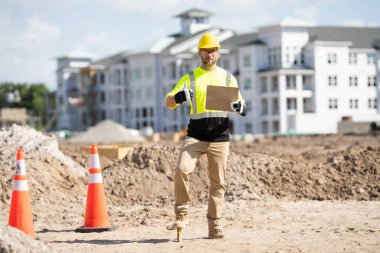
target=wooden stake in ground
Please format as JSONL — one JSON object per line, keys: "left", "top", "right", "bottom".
{"left": 177, "top": 227, "right": 182, "bottom": 242}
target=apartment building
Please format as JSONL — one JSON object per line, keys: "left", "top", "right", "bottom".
{"left": 51, "top": 8, "right": 380, "bottom": 134}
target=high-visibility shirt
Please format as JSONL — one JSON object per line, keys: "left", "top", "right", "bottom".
{"left": 166, "top": 66, "right": 245, "bottom": 142}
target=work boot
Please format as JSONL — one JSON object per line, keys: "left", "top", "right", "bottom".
{"left": 208, "top": 228, "right": 225, "bottom": 239}
{"left": 207, "top": 215, "right": 224, "bottom": 239}
{"left": 166, "top": 214, "right": 189, "bottom": 230}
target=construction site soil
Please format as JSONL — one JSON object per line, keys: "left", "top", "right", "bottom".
{"left": 0, "top": 125, "right": 379, "bottom": 252}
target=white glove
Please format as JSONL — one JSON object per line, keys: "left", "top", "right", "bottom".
{"left": 230, "top": 100, "right": 244, "bottom": 114}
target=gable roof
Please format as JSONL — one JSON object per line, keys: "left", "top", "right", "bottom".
{"left": 221, "top": 32, "right": 265, "bottom": 51}
{"left": 174, "top": 8, "right": 213, "bottom": 18}
{"left": 308, "top": 26, "right": 380, "bottom": 49}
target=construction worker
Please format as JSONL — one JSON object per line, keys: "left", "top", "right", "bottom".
{"left": 165, "top": 33, "right": 247, "bottom": 239}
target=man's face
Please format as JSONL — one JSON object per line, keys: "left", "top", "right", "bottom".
{"left": 198, "top": 48, "right": 219, "bottom": 67}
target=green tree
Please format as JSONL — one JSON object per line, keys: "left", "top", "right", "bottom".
{"left": 0, "top": 82, "right": 49, "bottom": 128}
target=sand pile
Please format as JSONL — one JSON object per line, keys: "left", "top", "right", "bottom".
{"left": 100, "top": 143, "right": 380, "bottom": 207}
{"left": 69, "top": 120, "right": 145, "bottom": 144}
{"left": 0, "top": 224, "right": 56, "bottom": 253}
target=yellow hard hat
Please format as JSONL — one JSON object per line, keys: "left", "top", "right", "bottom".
{"left": 197, "top": 33, "right": 220, "bottom": 49}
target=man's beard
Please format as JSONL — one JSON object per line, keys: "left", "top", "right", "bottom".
{"left": 203, "top": 58, "right": 216, "bottom": 67}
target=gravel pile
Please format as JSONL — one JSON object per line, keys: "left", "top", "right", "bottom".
{"left": 0, "top": 224, "right": 56, "bottom": 253}
{"left": 69, "top": 120, "right": 145, "bottom": 144}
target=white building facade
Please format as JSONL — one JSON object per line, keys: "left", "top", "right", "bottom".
{"left": 51, "top": 8, "right": 380, "bottom": 135}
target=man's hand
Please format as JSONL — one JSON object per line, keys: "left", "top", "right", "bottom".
{"left": 230, "top": 100, "right": 247, "bottom": 116}
{"left": 174, "top": 89, "right": 193, "bottom": 104}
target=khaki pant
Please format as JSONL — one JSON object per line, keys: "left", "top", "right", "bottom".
{"left": 174, "top": 137, "right": 229, "bottom": 228}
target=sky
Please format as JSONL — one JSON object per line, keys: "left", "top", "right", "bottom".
{"left": 0, "top": 0, "right": 380, "bottom": 90}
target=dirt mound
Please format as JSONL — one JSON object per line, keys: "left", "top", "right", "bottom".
{"left": 69, "top": 120, "right": 145, "bottom": 144}
{"left": 230, "top": 134, "right": 380, "bottom": 164}
{"left": 0, "top": 224, "right": 56, "bottom": 253}
{"left": 0, "top": 125, "right": 86, "bottom": 225}
{"left": 101, "top": 144, "right": 380, "bottom": 207}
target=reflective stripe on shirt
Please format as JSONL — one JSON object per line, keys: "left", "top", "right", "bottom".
{"left": 189, "top": 70, "right": 232, "bottom": 119}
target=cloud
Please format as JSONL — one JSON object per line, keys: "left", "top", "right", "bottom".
{"left": 293, "top": 6, "right": 318, "bottom": 22}
{"left": 95, "top": 0, "right": 184, "bottom": 17}
{"left": 24, "top": 17, "right": 60, "bottom": 42}
{"left": 73, "top": 32, "right": 129, "bottom": 59}
{"left": 0, "top": 13, "right": 60, "bottom": 88}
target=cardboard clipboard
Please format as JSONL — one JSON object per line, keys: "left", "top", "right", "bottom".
{"left": 205, "top": 86, "right": 239, "bottom": 111}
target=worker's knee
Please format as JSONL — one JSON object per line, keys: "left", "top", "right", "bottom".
{"left": 176, "top": 157, "right": 196, "bottom": 174}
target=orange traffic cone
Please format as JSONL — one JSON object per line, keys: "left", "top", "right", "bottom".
{"left": 76, "top": 144, "right": 115, "bottom": 232}
{"left": 8, "top": 148, "right": 35, "bottom": 238}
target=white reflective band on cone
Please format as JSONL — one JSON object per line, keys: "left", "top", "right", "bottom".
{"left": 88, "top": 173, "right": 103, "bottom": 183}
{"left": 16, "top": 160, "right": 26, "bottom": 175}
{"left": 12, "top": 180, "right": 29, "bottom": 191}
{"left": 90, "top": 154, "right": 101, "bottom": 169}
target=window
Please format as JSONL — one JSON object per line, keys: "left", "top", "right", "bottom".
{"left": 115, "top": 90, "right": 121, "bottom": 104}
{"left": 349, "top": 53, "right": 357, "bottom": 64}
{"left": 268, "top": 48, "right": 272, "bottom": 66}
{"left": 303, "top": 98, "right": 313, "bottom": 112}
{"left": 124, "top": 69, "right": 128, "bottom": 85}
{"left": 349, "top": 98, "right": 359, "bottom": 109}
{"left": 135, "top": 68, "right": 142, "bottom": 80}
{"left": 145, "top": 67, "right": 152, "bottom": 78}
{"left": 260, "top": 77, "right": 267, "bottom": 93}
{"left": 328, "top": 76, "right": 338, "bottom": 86}
{"left": 261, "top": 99, "right": 268, "bottom": 115}
{"left": 246, "top": 101, "right": 252, "bottom": 111}
{"left": 124, "top": 90, "right": 129, "bottom": 101}
{"left": 100, "top": 92, "right": 106, "bottom": 103}
{"left": 367, "top": 53, "right": 376, "bottom": 64}
{"left": 135, "top": 88, "right": 142, "bottom": 98}
{"left": 150, "top": 107, "right": 154, "bottom": 117}
{"left": 286, "top": 75, "right": 296, "bottom": 90}
{"left": 293, "top": 47, "right": 298, "bottom": 65}
{"left": 349, "top": 76, "right": 358, "bottom": 87}
{"left": 285, "top": 47, "right": 290, "bottom": 64}
{"left": 327, "top": 53, "right": 337, "bottom": 64}
{"left": 223, "top": 59, "right": 231, "bottom": 70}
{"left": 244, "top": 78, "right": 252, "bottom": 89}
{"left": 271, "top": 76, "right": 278, "bottom": 92}
{"left": 287, "top": 98, "right": 297, "bottom": 110}
{"left": 245, "top": 123, "right": 253, "bottom": 133}
{"left": 136, "top": 108, "right": 139, "bottom": 118}
{"left": 243, "top": 55, "right": 251, "bottom": 67}
{"left": 169, "top": 62, "right": 176, "bottom": 79}
{"left": 100, "top": 73, "right": 105, "bottom": 84}
{"left": 368, "top": 98, "right": 377, "bottom": 109}
{"left": 273, "top": 120, "right": 279, "bottom": 132}
{"left": 184, "top": 64, "right": 191, "bottom": 74}
{"left": 368, "top": 76, "right": 377, "bottom": 87}
{"left": 59, "top": 96, "right": 64, "bottom": 105}
{"left": 261, "top": 121, "right": 269, "bottom": 134}
{"left": 116, "top": 109, "right": 122, "bottom": 123}
{"left": 143, "top": 108, "right": 147, "bottom": 118}
{"left": 115, "top": 69, "right": 121, "bottom": 84}
{"left": 146, "top": 87, "right": 152, "bottom": 98}
{"left": 273, "top": 47, "right": 277, "bottom": 65}
{"left": 272, "top": 98, "right": 279, "bottom": 115}
{"left": 329, "top": 98, "right": 338, "bottom": 109}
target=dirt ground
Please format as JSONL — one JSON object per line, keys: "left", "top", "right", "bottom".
{"left": 34, "top": 201, "right": 379, "bottom": 253}
{"left": 0, "top": 127, "right": 380, "bottom": 252}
